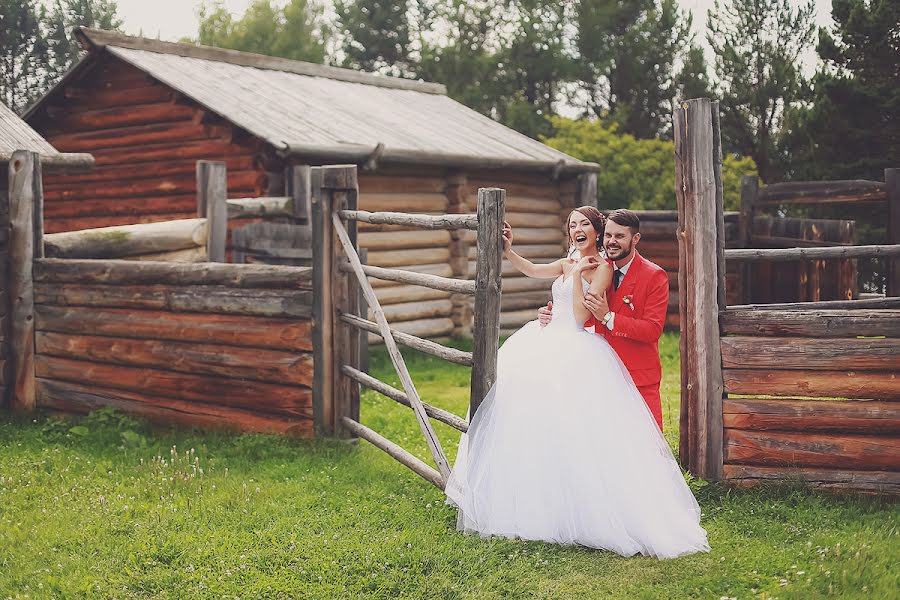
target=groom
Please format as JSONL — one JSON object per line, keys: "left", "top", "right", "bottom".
{"left": 538, "top": 209, "right": 669, "bottom": 430}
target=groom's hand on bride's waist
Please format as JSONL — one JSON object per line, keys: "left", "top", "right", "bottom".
{"left": 538, "top": 301, "right": 553, "bottom": 327}
{"left": 583, "top": 291, "right": 609, "bottom": 322}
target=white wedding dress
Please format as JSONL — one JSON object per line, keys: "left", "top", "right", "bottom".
{"left": 445, "top": 274, "right": 710, "bottom": 558}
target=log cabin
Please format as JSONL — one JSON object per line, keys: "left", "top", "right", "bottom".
{"left": 25, "top": 27, "right": 600, "bottom": 339}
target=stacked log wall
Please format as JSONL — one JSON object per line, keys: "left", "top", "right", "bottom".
{"left": 32, "top": 259, "right": 315, "bottom": 436}
{"left": 718, "top": 307, "right": 900, "bottom": 493}
{"left": 30, "top": 56, "right": 270, "bottom": 235}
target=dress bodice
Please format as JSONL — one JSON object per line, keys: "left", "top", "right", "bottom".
{"left": 549, "top": 274, "right": 590, "bottom": 331}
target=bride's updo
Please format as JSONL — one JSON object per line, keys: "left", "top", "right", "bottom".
{"left": 565, "top": 206, "right": 607, "bottom": 257}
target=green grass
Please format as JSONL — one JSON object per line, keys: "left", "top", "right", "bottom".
{"left": 1, "top": 332, "right": 897, "bottom": 598}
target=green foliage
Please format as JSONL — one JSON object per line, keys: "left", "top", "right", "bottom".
{"left": 1, "top": 334, "right": 898, "bottom": 597}
{"left": 707, "top": 0, "right": 816, "bottom": 180}
{"left": 0, "top": 0, "right": 121, "bottom": 113}
{"left": 194, "top": 0, "right": 330, "bottom": 64}
{"left": 545, "top": 117, "right": 757, "bottom": 210}
{"left": 335, "top": 0, "right": 413, "bottom": 76}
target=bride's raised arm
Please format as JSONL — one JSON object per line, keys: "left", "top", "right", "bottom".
{"left": 572, "top": 257, "right": 612, "bottom": 325}
{"left": 502, "top": 222, "right": 569, "bottom": 279}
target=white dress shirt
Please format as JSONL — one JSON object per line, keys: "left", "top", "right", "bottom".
{"left": 605, "top": 254, "right": 636, "bottom": 330}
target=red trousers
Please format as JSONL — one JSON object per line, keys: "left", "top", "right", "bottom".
{"left": 637, "top": 383, "right": 663, "bottom": 431}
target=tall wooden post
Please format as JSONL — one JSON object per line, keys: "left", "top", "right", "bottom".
{"left": 323, "top": 165, "right": 361, "bottom": 437}
{"left": 739, "top": 175, "right": 758, "bottom": 304}
{"left": 886, "top": 169, "right": 899, "bottom": 296}
{"left": 8, "top": 151, "right": 39, "bottom": 412}
{"left": 674, "top": 99, "right": 725, "bottom": 480}
{"left": 196, "top": 160, "right": 227, "bottom": 262}
{"left": 711, "top": 102, "right": 727, "bottom": 311}
{"left": 470, "top": 187, "right": 505, "bottom": 417}
{"left": 286, "top": 164, "right": 312, "bottom": 223}
{"left": 311, "top": 167, "right": 333, "bottom": 435}
{"left": 445, "top": 172, "right": 472, "bottom": 337}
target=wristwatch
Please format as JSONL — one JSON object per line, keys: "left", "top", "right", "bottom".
{"left": 601, "top": 311, "right": 613, "bottom": 326}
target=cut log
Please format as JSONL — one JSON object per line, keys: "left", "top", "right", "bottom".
{"left": 36, "top": 356, "right": 312, "bottom": 417}
{"left": 719, "top": 309, "right": 900, "bottom": 338}
{"left": 469, "top": 243, "right": 563, "bottom": 260}
{"left": 349, "top": 263, "right": 474, "bottom": 294}
{"left": 47, "top": 156, "right": 256, "bottom": 186}
{"left": 728, "top": 297, "right": 900, "bottom": 311}
{"left": 34, "top": 258, "right": 312, "bottom": 288}
{"left": 724, "top": 428, "right": 899, "bottom": 470}
{"left": 359, "top": 229, "right": 453, "bottom": 250}
{"left": 369, "top": 263, "right": 454, "bottom": 288}
{"left": 43, "top": 170, "right": 264, "bottom": 201}
{"left": 358, "top": 175, "right": 446, "bottom": 194}
{"left": 37, "top": 378, "right": 312, "bottom": 437}
{"left": 365, "top": 247, "right": 451, "bottom": 268}
{"left": 34, "top": 283, "right": 313, "bottom": 318}
{"left": 725, "top": 244, "right": 900, "bottom": 262}
{"left": 721, "top": 337, "right": 900, "bottom": 371}
{"left": 722, "top": 369, "right": 900, "bottom": 400}
{"left": 342, "top": 210, "right": 477, "bottom": 230}
{"left": 500, "top": 277, "right": 554, "bottom": 293}
{"left": 50, "top": 101, "right": 196, "bottom": 132}
{"left": 43, "top": 218, "right": 208, "bottom": 259}
{"left": 506, "top": 227, "right": 564, "bottom": 245}
{"left": 373, "top": 284, "right": 451, "bottom": 305}
{"left": 62, "top": 83, "right": 174, "bottom": 108}
{"left": 723, "top": 398, "right": 900, "bottom": 433}
{"left": 721, "top": 465, "right": 900, "bottom": 493}
{"left": 339, "top": 312, "right": 472, "bottom": 365}
{"left": 504, "top": 212, "right": 562, "bottom": 228}
{"left": 44, "top": 213, "right": 198, "bottom": 234}
{"left": 756, "top": 180, "right": 887, "bottom": 205}
{"left": 500, "top": 290, "right": 552, "bottom": 311}
{"left": 366, "top": 317, "right": 455, "bottom": 343}
{"left": 43, "top": 194, "right": 197, "bottom": 219}
{"left": 125, "top": 246, "right": 207, "bottom": 262}
{"left": 35, "top": 305, "right": 313, "bottom": 351}
{"left": 375, "top": 299, "right": 454, "bottom": 322}
{"left": 36, "top": 331, "right": 313, "bottom": 386}
{"left": 46, "top": 121, "right": 218, "bottom": 153}
{"left": 87, "top": 141, "right": 254, "bottom": 167}
{"left": 500, "top": 309, "right": 538, "bottom": 328}
{"left": 504, "top": 196, "right": 561, "bottom": 213}
{"left": 358, "top": 192, "right": 447, "bottom": 212}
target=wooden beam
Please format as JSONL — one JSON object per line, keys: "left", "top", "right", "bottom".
{"left": 720, "top": 337, "right": 900, "bottom": 370}
{"left": 721, "top": 308, "right": 900, "bottom": 338}
{"left": 342, "top": 263, "right": 475, "bottom": 295}
{"left": 332, "top": 212, "right": 452, "bottom": 479}
{"left": 43, "top": 218, "right": 208, "bottom": 259}
{"left": 339, "top": 312, "right": 473, "bottom": 366}
{"left": 722, "top": 369, "right": 899, "bottom": 400}
{"left": 197, "top": 160, "right": 227, "bottom": 262}
{"left": 673, "top": 98, "right": 725, "bottom": 480}
{"left": 8, "top": 151, "right": 38, "bottom": 411}
{"left": 310, "top": 167, "right": 332, "bottom": 434}
{"left": 340, "top": 210, "right": 478, "bottom": 230}
{"left": 341, "top": 365, "right": 468, "bottom": 433}
{"left": 756, "top": 179, "right": 887, "bottom": 205}
{"left": 469, "top": 188, "right": 504, "bottom": 417}
{"left": 340, "top": 417, "right": 444, "bottom": 490}
{"left": 886, "top": 169, "right": 900, "bottom": 296}
{"left": 721, "top": 465, "right": 900, "bottom": 494}
{"left": 725, "top": 244, "right": 900, "bottom": 262}
{"left": 226, "top": 196, "right": 292, "bottom": 218}
{"left": 722, "top": 398, "right": 900, "bottom": 433}
{"left": 727, "top": 297, "right": 900, "bottom": 311}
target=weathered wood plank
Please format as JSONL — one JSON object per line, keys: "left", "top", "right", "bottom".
{"left": 340, "top": 417, "right": 444, "bottom": 489}
{"left": 728, "top": 297, "right": 900, "bottom": 311}
{"left": 34, "top": 258, "right": 312, "bottom": 288}
{"left": 722, "top": 465, "right": 899, "bottom": 493}
{"left": 8, "top": 151, "right": 37, "bottom": 411}
{"left": 44, "top": 218, "right": 208, "bottom": 259}
{"left": 369, "top": 263, "right": 454, "bottom": 288}
{"left": 37, "top": 378, "right": 313, "bottom": 437}
{"left": 366, "top": 247, "right": 451, "bottom": 268}
{"left": 34, "top": 283, "right": 313, "bottom": 318}
{"left": 196, "top": 161, "right": 228, "bottom": 262}
{"left": 345, "top": 263, "right": 475, "bottom": 295}
{"left": 341, "top": 210, "right": 477, "bottom": 230}
{"left": 358, "top": 193, "right": 447, "bottom": 213}
{"left": 720, "top": 308, "right": 900, "bottom": 338}
{"left": 723, "top": 369, "right": 900, "bottom": 400}
{"left": 359, "top": 229, "right": 452, "bottom": 251}
{"left": 36, "top": 356, "right": 312, "bottom": 417}
{"left": 726, "top": 244, "right": 900, "bottom": 262}
{"left": 366, "top": 317, "right": 455, "bottom": 344}
{"left": 721, "top": 337, "right": 900, "bottom": 370}
{"left": 36, "top": 331, "right": 313, "bottom": 386}
{"left": 339, "top": 312, "right": 473, "bottom": 365}
{"left": 331, "top": 180, "right": 360, "bottom": 437}
{"left": 887, "top": 169, "right": 900, "bottom": 296}
{"left": 724, "top": 428, "right": 899, "bottom": 470}
{"left": 341, "top": 365, "right": 468, "bottom": 433}
{"left": 723, "top": 398, "right": 900, "bottom": 433}
{"left": 35, "top": 305, "right": 313, "bottom": 351}
{"left": 226, "top": 196, "right": 292, "bottom": 218}
{"left": 378, "top": 299, "right": 454, "bottom": 322}
{"left": 470, "top": 188, "right": 505, "bottom": 416}
{"left": 756, "top": 180, "right": 887, "bottom": 205}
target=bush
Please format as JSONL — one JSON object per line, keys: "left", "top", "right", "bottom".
{"left": 544, "top": 117, "right": 757, "bottom": 211}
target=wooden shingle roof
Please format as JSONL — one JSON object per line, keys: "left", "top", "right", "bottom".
{"left": 58, "top": 28, "right": 597, "bottom": 174}
{"left": 1, "top": 100, "right": 93, "bottom": 169}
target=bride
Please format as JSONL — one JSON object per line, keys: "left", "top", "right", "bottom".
{"left": 444, "top": 206, "right": 710, "bottom": 559}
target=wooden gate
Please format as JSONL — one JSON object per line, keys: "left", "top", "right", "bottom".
{"left": 674, "top": 98, "right": 900, "bottom": 494}
{"left": 311, "top": 164, "right": 503, "bottom": 488}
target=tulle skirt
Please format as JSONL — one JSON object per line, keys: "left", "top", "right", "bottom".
{"left": 445, "top": 320, "right": 710, "bottom": 558}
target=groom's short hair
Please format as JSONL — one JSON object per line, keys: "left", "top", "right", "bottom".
{"left": 607, "top": 209, "right": 640, "bottom": 234}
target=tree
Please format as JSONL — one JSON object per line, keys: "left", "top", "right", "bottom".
{"left": 335, "top": 0, "right": 413, "bottom": 76}
{"left": 44, "top": 0, "right": 122, "bottom": 82}
{"left": 195, "top": 0, "right": 330, "bottom": 64}
{"left": 544, "top": 116, "right": 757, "bottom": 210}
{"left": 778, "top": 0, "right": 899, "bottom": 181}
{"left": 575, "top": 0, "right": 692, "bottom": 139}
{"left": 707, "top": 0, "right": 815, "bottom": 181}
{"left": 674, "top": 43, "right": 713, "bottom": 104}
{"left": 0, "top": 0, "right": 47, "bottom": 113}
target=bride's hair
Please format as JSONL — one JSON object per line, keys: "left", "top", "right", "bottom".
{"left": 565, "top": 206, "right": 607, "bottom": 255}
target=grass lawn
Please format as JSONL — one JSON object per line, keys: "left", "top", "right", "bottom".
{"left": 1, "top": 332, "right": 897, "bottom": 598}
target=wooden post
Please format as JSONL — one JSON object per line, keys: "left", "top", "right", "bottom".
{"left": 673, "top": 99, "right": 725, "bottom": 480}
{"left": 324, "top": 165, "right": 361, "bottom": 437}
{"left": 311, "top": 167, "right": 333, "bottom": 435}
{"left": 286, "top": 164, "right": 312, "bottom": 223}
{"left": 739, "top": 175, "right": 758, "bottom": 304}
{"left": 32, "top": 156, "right": 44, "bottom": 260}
{"left": 711, "top": 102, "right": 727, "bottom": 312}
{"left": 575, "top": 172, "right": 598, "bottom": 207}
{"left": 886, "top": 169, "right": 899, "bottom": 296}
{"left": 445, "top": 172, "right": 473, "bottom": 337}
{"left": 196, "top": 160, "right": 227, "bottom": 262}
{"left": 470, "top": 187, "right": 505, "bottom": 417}
{"left": 8, "top": 151, "right": 38, "bottom": 412}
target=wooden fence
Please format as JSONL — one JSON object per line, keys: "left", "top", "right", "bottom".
{"left": 674, "top": 99, "right": 900, "bottom": 494}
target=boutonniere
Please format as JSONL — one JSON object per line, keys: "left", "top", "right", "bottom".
{"left": 623, "top": 295, "right": 636, "bottom": 311}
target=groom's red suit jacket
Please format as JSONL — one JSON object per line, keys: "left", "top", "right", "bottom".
{"left": 590, "top": 251, "right": 669, "bottom": 430}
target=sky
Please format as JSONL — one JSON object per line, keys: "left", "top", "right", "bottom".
{"left": 111, "top": 0, "right": 836, "bottom": 73}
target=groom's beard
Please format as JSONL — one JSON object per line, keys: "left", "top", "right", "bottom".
{"left": 604, "top": 240, "right": 632, "bottom": 261}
